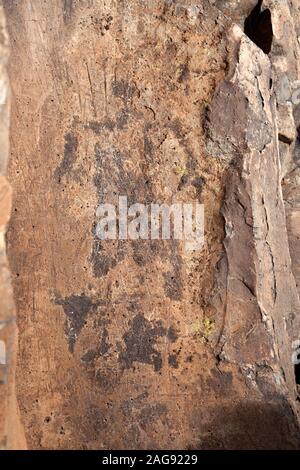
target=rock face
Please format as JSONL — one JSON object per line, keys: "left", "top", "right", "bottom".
{"left": 207, "top": 15, "right": 300, "bottom": 447}
{"left": 2, "top": 0, "right": 300, "bottom": 449}
{"left": 0, "top": 5, "right": 26, "bottom": 450}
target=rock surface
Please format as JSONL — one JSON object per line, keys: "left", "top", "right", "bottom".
{"left": 1, "top": 0, "right": 300, "bottom": 449}
{"left": 0, "top": 4, "right": 26, "bottom": 450}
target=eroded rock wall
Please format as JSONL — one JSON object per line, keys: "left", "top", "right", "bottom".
{"left": 2, "top": 0, "right": 300, "bottom": 450}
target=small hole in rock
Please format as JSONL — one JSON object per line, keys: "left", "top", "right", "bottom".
{"left": 244, "top": 0, "right": 273, "bottom": 54}
{"left": 279, "top": 134, "right": 293, "bottom": 145}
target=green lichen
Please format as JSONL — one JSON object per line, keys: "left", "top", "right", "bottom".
{"left": 174, "top": 165, "right": 189, "bottom": 177}
{"left": 192, "top": 317, "right": 215, "bottom": 342}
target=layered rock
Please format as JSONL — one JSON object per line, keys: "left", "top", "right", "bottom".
{"left": 205, "top": 0, "right": 300, "bottom": 445}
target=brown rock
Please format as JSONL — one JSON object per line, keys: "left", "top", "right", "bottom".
{"left": 0, "top": 4, "right": 26, "bottom": 451}
{"left": 1, "top": 0, "right": 300, "bottom": 450}
{"left": 0, "top": 175, "right": 11, "bottom": 227}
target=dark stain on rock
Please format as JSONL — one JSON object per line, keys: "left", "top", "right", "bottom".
{"left": 121, "top": 391, "right": 149, "bottom": 417}
{"left": 177, "top": 174, "right": 189, "bottom": 191}
{"left": 165, "top": 38, "right": 177, "bottom": 58}
{"left": 178, "top": 60, "right": 189, "bottom": 83}
{"left": 144, "top": 124, "right": 154, "bottom": 163}
{"left": 80, "top": 328, "right": 110, "bottom": 363}
{"left": 92, "top": 15, "right": 113, "bottom": 36}
{"left": 168, "top": 353, "right": 179, "bottom": 368}
{"left": 116, "top": 108, "right": 130, "bottom": 129}
{"left": 86, "top": 119, "right": 115, "bottom": 134}
{"left": 163, "top": 271, "right": 183, "bottom": 301}
{"left": 93, "top": 145, "right": 152, "bottom": 205}
{"left": 138, "top": 403, "right": 168, "bottom": 430}
{"left": 131, "top": 237, "right": 183, "bottom": 297}
{"left": 90, "top": 143, "right": 154, "bottom": 277}
{"left": 119, "top": 314, "right": 167, "bottom": 372}
{"left": 63, "top": 0, "right": 73, "bottom": 24}
{"left": 99, "top": 327, "right": 110, "bottom": 356}
{"left": 167, "top": 325, "right": 178, "bottom": 343}
{"left": 90, "top": 239, "right": 126, "bottom": 278}
{"left": 90, "top": 240, "right": 116, "bottom": 277}
{"left": 94, "top": 142, "right": 104, "bottom": 167}
{"left": 54, "top": 132, "right": 78, "bottom": 182}
{"left": 86, "top": 109, "right": 130, "bottom": 133}
{"left": 81, "top": 350, "right": 98, "bottom": 363}
{"left": 192, "top": 176, "right": 205, "bottom": 193}
{"left": 112, "top": 80, "right": 136, "bottom": 103}
{"left": 54, "top": 293, "right": 97, "bottom": 353}
{"left": 95, "top": 369, "right": 120, "bottom": 391}
{"left": 79, "top": 405, "right": 110, "bottom": 442}
{"left": 131, "top": 240, "right": 161, "bottom": 267}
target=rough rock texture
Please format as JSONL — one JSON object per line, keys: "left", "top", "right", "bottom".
{"left": 2, "top": 0, "right": 300, "bottom": 449}
{"left": 207, "top": 16, "right": 300, "bottom": 446}
{"left": 0, "top": 4, "right": 26, "bottom": 450}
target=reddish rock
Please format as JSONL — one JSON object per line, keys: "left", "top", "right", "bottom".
{"left": 1, "top": 0, "right": 300, "bottom": 449}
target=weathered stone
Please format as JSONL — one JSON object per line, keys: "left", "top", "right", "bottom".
{"left": 2, "top": 0, "right": 300, "bottom": 450}
{"left": 0, "top": 4, "right": 26, "bottom": 451}
{"left": 0, "top": 175, "right": 11, "bottom": 227}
